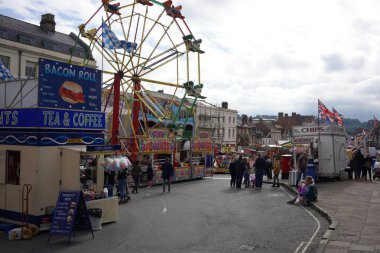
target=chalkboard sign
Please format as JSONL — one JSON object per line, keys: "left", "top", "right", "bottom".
{"left": 48, "top": 190, "right": 94, "bottom": 243}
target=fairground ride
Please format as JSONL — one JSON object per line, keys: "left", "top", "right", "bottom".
{"left": 73, "top": 0, "right": 205, "bottom": 160}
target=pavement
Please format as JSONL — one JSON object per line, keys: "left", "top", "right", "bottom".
{"left": 267, "top": 176, "right": 380, "bottom": 253}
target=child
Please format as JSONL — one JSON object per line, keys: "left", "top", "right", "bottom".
{"left": 249, "top": 174, "right": 256, "bottom": 188}
{"left": 287, "top": 176, "right": 317, "bottom": 205}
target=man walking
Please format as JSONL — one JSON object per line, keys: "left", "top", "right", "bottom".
{"left": 255, "top": 154, "right": 265, "bottom": 190}
{"left": 229, "top": 159, "right": 236, "bottom": 188}
{"left": 296, "top": 153, "right": 308, "bottom": 187}
{"left": 235, "top": 155, "right": 245, "bottom": 189}
{"left": 161, "top": 157, "right": 174, "bottom": 192}
{"left": 131, "top": 160, "right": 142, "bottom": 194}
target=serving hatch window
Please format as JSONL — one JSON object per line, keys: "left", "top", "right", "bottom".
{"left": 6, "top": 150, "right": 20, "bottom": 185}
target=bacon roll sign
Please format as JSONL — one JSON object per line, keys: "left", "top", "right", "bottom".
{"left": 38, "top": 58, "right": 102, "bottom": 111}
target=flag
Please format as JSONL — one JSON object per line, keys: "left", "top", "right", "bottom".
{"left": 102, "top": 22, "right": 137, "bottom": 53}
{"left": 374, "top": 116, "right": 379, "bottom": 128}
{"left": 318, "top": 99, "right": 335, "bottom": 123}
{"left": 0, "top": 60, "right": 14, "bottom": 81}
{"left": 332, "top": 107, "right": 343, "bottom": 126}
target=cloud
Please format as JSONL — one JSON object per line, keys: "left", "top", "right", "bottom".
{"left": 2, "top": 0, "right": 380, "bottom": 121}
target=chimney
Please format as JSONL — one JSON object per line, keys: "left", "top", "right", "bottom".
{"left": 249, "top": 116, "right": 253, "bottom": 124}
{"left": 221, "top": 101, "right": 228, "bottom": 109}
{"left": 40, "top": 14, "right": 56, "bottom": 32}
{"left": 242, "top": 114, "right": 248, "bottom": 125}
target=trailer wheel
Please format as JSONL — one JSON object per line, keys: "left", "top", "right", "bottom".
{"left": 28, "top": 224, "right": 39, "bottom": 236}
{"left": 21, "top": 227, "right": 33, "bottom": 240}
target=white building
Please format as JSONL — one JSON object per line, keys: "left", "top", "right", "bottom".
{"left": 0, "top": 13, "right": 96, "bottom": 79}
{"left": 194, "top": 101, "right": 237, "bottom": 152}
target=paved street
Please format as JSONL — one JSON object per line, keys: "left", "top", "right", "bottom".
{"left": 0, "top": 175, "right": 329, "bottom": 253}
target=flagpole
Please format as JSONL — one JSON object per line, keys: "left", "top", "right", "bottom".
{"left": 317, "top": 99, "right": 321, "bottom": 144}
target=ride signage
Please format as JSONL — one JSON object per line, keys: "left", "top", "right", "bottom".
{"left": 140, "top": 139, "right": 173, "bottom": 153}
{"left": 192, "top": 139, "right": 213, "bottom": 152}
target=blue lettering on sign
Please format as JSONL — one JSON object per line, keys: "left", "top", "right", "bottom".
{"left": 0, "top": 108, "right": 105, "bottom": 130}
{"left": 44, "top": 64, "right": 76, "bottom": 79}
{"left": 38, "top": 59, "right": 101, "bottom": 111}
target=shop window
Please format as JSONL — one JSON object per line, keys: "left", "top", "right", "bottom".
{"left": 0, "top": 55, "right": 10, "bottom": 69}
{"left": 25, "top": 61, "right": 37, "bottom": 78}
{"left": 80, "top": 155, "right": 98, "bottom": 190}
{"left": 6, "top": 151, "right": 20, "bottom": 185}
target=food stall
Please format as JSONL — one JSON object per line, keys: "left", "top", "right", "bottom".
{"left": 0, "top": 59, "right": 120, "bottom": 229}
{"left": 292, "top": 124, "right": 347, "bottom": 178}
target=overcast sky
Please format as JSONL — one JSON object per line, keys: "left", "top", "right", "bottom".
{"left": 2, "top": 0, "right": 380, "bottom": 121}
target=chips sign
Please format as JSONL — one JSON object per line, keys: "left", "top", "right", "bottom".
{"left": 38, "top": 58, "right": 102, "bottom": 111}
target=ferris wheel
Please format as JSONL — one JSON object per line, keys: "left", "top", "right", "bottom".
{"left": 76, "top": 0, "right": 205, "bottom": 159}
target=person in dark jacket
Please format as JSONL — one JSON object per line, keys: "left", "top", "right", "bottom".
{"left": 229, "top": 159, "right": 236, "bottom": 188}
{"left": 131, "top": 161, "right": 142, "bottom": 194}
{"left": 117, "top": 167, "right": 128, "bottom": 203}
{"left": 354, "top": 149, "right": 364, "bottom": 179}
{"left": 147, "top": 163, "right": 154, "bottom": 187}
{"left": 255, "top": 154, "right": 265, "bottom": 190}
{"left": 296, "top": 153, "right": 308, "bottom": 187}
{"left": 363, "top": 154, "right": 372, "bottom": 181}
{"left": 104, "top": 170, "right": 116, "bottom": 196}
{"left": 235, "top": 155, "right": 245, "bottom": 189}
{"left": 264, "top": 157, "right": 273, "bottom": 179}
{"left": 161, "top": 158, "right": 174, "bottom": 192}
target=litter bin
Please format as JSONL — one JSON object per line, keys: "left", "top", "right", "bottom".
{"left": 281, "top": 154, "right": 292, "bottom": 179}
{"left": 306, "top": 162, "right": 316, "bottom": 180}
{"left": 88, "top": 208, "right": 102, "bottom": 230}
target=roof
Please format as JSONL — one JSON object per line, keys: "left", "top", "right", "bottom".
{"left": 0, "top": 14, "right": 93, "bottom": 59}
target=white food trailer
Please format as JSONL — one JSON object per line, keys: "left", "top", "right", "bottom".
{"left": 292, "top": 125, "right": 347, "bottom": 178}
{"left": 0, "top": 59, "right": 109, "bottom": 228}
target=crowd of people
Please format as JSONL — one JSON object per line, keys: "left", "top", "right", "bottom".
{"left": 348, "top": 149, "right": 374, "bottom": 181}
{"left": 228, "top": 154, "right": 281, "bottom": 190}
{"left": 104, "top": 157, "right": 175, "bottom": 204}
{"left": 227, "top": 152, "right": 318, "bottom": 206}
{"left": 103, "top": 152, "right": 322, "bottom": 206}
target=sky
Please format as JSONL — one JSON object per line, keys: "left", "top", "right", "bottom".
{"left": 2, "top": 0, "right": 380, "bottom": 121}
